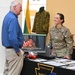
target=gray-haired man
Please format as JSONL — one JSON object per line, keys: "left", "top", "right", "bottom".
{"left": 2, "top": 1, "right": 24, "bottom": 75}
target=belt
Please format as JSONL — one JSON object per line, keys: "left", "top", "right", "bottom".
{"left": 6, "top": 46, "right": 13, "bottom": 48}
{"left": 6, "top": 46, "right": 21, "bottom": 48}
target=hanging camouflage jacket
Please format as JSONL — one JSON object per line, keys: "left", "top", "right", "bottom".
{"left": 32, "top": 10, "right": 50, "bottom": 34}
{"left": 49, "top": 25, "right": 73, "bottom": 57}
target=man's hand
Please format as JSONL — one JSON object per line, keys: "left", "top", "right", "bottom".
{"left": 17, "top": 50, "right": 24, "bottom": 56}
{"left": 17, "top": 51, "right": 21, "bottom": 56}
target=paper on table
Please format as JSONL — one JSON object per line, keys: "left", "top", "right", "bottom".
{"left": 42, "top": 61, "right": 65, "bottom": 66}
{"left": 52, "top": 58, "right": 69, "bottom": 63}
{"left": 65, "top": 60, "right": 75, "bottom": 65}
{"left": 66, "top": 66, "right": 75, "bottom": 70}
{"left": 29, "top": 58, "right": 47, "bottom": 62}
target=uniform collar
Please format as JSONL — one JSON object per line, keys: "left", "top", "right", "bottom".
{"left": 54, "top": 25, "right": 64, "bottom": 32}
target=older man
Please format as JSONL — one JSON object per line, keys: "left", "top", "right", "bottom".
{"left": 2, "top": 1, "right": 24, "bottom": 75}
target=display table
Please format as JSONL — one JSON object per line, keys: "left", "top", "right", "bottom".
{"left": 20, "top": 58, "right": 75, "bottom": 75}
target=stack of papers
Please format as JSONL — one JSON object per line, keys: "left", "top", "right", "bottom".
{"left": 29, "top": 58, "right": 75, "bottom": 70}
{"left": 29, "top": 58, "right": 47, "bottom": 62}
{"left": 42, "top": 61, "right": 65, "bottom": 66}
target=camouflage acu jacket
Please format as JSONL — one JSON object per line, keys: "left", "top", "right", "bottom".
{"left": 32, "top": 10, "right": 50, "bottom": 34}
{"left": 49, "top": 25, "right": 73, "bottom": 57}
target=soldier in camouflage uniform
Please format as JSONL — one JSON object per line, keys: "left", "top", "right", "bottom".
{"left": 48, "top": 13, "right": 73, "bottom": 59}
{"left": 32, "top": 7, "right": 50, "bottom": 34}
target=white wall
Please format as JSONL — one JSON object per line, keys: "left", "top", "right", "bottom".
{"left": 0, "top": 0, "right": 13, "bottom": 74}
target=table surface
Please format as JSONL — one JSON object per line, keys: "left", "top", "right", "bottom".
{"left": 21, "top": 58, "right": 75, "bottom": 75}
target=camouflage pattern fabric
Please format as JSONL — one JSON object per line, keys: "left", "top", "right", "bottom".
{"left": 32, "top": 10, "right": 50, "bottom": 34}
{"left": 49, "top": 25, "right": 73, "bottom": 57}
